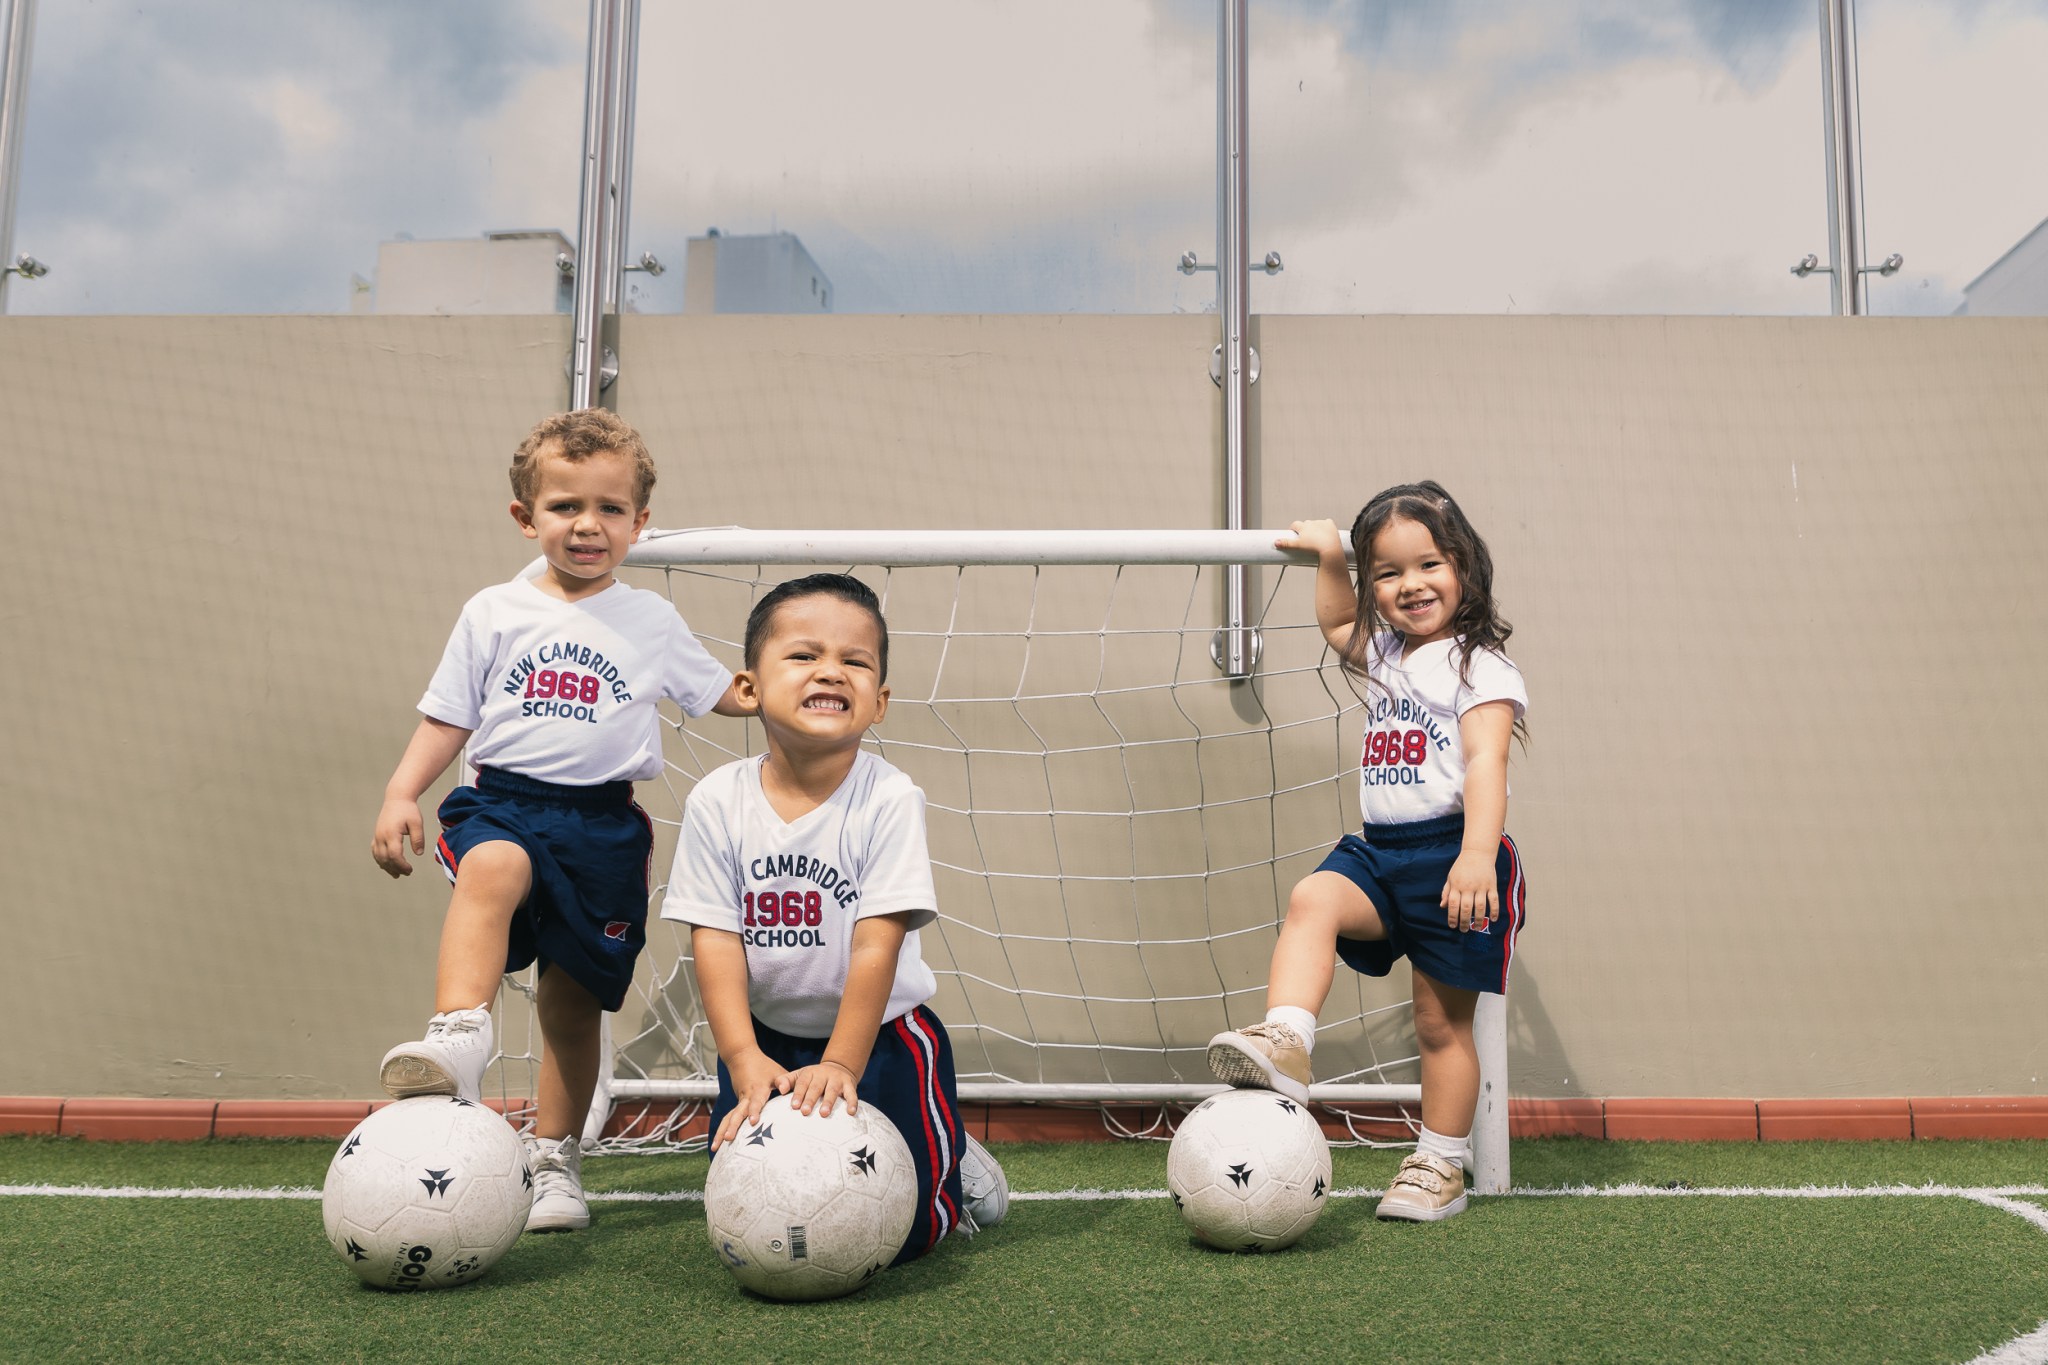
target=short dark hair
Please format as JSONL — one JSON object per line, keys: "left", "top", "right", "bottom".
{"left": 743, "top": 573, "right": 890, "bottom": 682}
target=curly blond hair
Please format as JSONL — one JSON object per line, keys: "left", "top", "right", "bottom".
{"left": 509, "top": 409, "right": 656, "bottom": 509}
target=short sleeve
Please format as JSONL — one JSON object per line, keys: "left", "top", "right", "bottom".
{"left": 418, "top": 599, "right": 485, "bottom": 730}
{"left": 663, "top": 614, "right": 733, "bottom": 719}
{"left": 853, "top": 779, "right": 938, "bottom": 931}
{"left": 1455, "top": 646, "right": 1528, "bottom": 721}
{"left": 660, "top": 783, "right": 743, "bottom": 931}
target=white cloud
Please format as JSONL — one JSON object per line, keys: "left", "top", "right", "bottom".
{"left": 5, "top": 0, "right": 2044, "bottom": 317}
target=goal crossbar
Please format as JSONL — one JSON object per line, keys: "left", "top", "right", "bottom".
{"left": 627, "top": 526, "right": 1348, "bottom": 568}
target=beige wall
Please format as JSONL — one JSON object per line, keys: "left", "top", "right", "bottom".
{"left": 3, "top": 313, "right": 2043, "bottom": 1101}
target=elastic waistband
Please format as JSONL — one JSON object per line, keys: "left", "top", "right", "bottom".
{"left": 476, "top": 766, "right": 634, "bottom": 809}
{"left": 1359, "top": 811, "right": 1466, "bottom": 849}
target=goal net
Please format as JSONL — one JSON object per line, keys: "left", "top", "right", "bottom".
{"left": 490, "top": 528, "right": 1509, "bottom": 1189}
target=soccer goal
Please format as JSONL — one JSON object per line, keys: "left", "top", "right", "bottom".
{"left": 496, "top": 528, "right": 1509, "bottom": 1192}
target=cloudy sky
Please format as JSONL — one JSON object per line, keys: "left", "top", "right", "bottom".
{"left": 7, "top": 0, "right": 2046, "bottom": 316}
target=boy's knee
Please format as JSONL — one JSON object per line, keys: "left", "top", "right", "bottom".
{"left": 1285, "top": 878, "right": 1331, "bottom": 921}
{"left": 455, "top": 839, "right": 531, "bottom": 890}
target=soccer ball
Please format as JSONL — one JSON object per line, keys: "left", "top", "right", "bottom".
{"left": 321, "top": 1096, "right": 532, "bottom": 1290}
{"left": 704, "top": 1094, "right": 918, "bottom": 1301}
{"left": 1167, "top": 1089, "right": 1332, "bottom": 1252}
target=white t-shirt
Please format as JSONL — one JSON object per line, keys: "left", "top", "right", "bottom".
{"left": 1356, "top": 632, "right": 1527, "bottom": 825}
{"left": 419, "top": 577, "right": 730, "bottom": 785}
{"left": 660, "top": 751, "right": 940, "bottom": 1038}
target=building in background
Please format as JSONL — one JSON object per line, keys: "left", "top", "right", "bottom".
{"left": 364, "top": 230, "right": 574, "bottom": 315}
{"left": 683, "top": 229, "right": 832, "bottom": 314}
{"left": 1954, "top": 216, "right": 2048, "bottom": 316}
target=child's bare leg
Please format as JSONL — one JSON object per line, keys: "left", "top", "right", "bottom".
{"left": 1266, "top": 871, "right": 1386, "bottom": 1013}
{"left": 435, "top": 840, "right": 531, "bottom": 1012}
{"left": 1411, "top": 968, "right": 1480, "bottom": 1139}
{"left": 534, "top": 968, "right": 602, "bottom": 1141}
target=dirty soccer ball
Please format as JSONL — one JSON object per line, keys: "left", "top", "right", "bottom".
{"left": 321, "top": 1096, "right": 532, "bottom": 1290}
{"left": 704, "top": 1094, "right": 919, "bottom": 1301}
{"left": 1166, "top": 1089, "right": 1333, "bottom": 1251}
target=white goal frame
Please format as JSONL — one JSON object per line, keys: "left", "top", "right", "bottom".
{"left": 583, "top": 527, "right": 1509, "bottom": 1192}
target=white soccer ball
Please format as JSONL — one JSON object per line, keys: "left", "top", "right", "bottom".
{"left": 321, "top": 1096, "right": 533, "bottom": 1290}
{"left": 704, "top": 1094, "right": 919, "bottom": 1301}
{"left": 1167, "top": 1089, "right": 1333, "bottom": 1252}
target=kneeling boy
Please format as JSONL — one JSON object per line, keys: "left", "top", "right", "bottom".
{"left": 661, "top": 574, "right": 1006, "bottom": 1257}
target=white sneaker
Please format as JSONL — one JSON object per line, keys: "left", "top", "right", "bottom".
{"left": 958, "top": 1135, "right": 1008, "bottom": 1230}
{"left": 378, "top": 1007, "right": 492, "bottom": 1103}
{"left": 526, "top": 1135, "right": 590, "bottom": 1233}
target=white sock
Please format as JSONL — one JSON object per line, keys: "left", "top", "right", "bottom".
{"left": 1417, "top": 1124, "right": 1470, "bottom": 1171}
{"left": 1264, "top": 1005, "right": 1318, "bottom": 1054}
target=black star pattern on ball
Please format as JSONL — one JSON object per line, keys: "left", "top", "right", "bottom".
{"left": 1274, "top": 1097, "right": 1299, "bottom": 1115}
{"left": 745, "top": 1123, "right": 775, "bottom": 1147}
{"left": 451, "top": 1255, "right": 481, "bottom": 1275}
{"left": 339, "top": 1135, "right": 360, "bottom": 1159}
{"left": 419, "top": 1168, "right": 455, "bottom": 1198}
{"left": 1312, "top": 1175, "right": 1327, "bottom": 1199}
{"left": 344, "top": 1238, "right": 367, "bottom": 1261}
{"left": 862, "top": 1263, "right": 882, "bottom": 1281}
{"left": 522, "top": 1166, "right": 534, "bottom": 1190}
{"left": 848, "top": 1144, "right": 878, "bottom": 1174}
{"left": 448, "top": 1096, "right": 476, "bottom": 1108}
{"left": 1227, "top": 1162, "right": 1254, "bottom": 1189}
{"left": 1170, "top": 1190, "right": 1183, "bottom": 1208}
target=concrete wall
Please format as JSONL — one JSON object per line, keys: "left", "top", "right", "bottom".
{"left": 3, "top": 312, "right": 2043, "bottom": 1102}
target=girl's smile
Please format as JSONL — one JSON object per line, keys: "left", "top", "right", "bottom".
{"left": 1367, "top": 516, "right": 1462, "bottom": 647}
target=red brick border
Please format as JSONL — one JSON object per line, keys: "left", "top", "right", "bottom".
{"left": 0, "top": 1097, "right": 64, "bottom": 1136}
{"left": 1605, "top": 1099, "right": 1759, "bottom": 1142}
{"left": 58, "top": 1099, "right": 217, "bottom": 1141}
{"left": 1909, "top": 1096, "right": 2048, "bottom": 1140}
{"left": 1758, "top": 1098, "right": 1913, "bottom": 1142}
{"left": 5, "top": 1096, "right": 2044, "bottom": 1142}
{"left": 1510, "top": 1098, "right": 1606, "bottom": 1139}
{"left": 213, "top": 1101, "right": 371, "bottom": 1140}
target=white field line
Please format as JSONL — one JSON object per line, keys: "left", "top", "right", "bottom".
{"left": 5, "top": 1181, "right": 2048, "bottom": 1204}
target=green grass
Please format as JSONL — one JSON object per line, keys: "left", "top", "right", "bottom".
{"left": 4, "top": 1137, "right": 2045, "bottom": 1363}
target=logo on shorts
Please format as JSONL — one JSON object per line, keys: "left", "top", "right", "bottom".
{"left": 603, "top": 921, "right": 630, "bottom": 942}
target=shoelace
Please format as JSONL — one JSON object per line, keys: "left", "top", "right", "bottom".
{"left": 429, "top": 1011, "right": 487, "bottom": 1040}
{"left": 531, "top": 1150, "right": 580, "bottom": 1202}
{"left": 1242, "top": 1022, "right": 1302, "bottom": 1048}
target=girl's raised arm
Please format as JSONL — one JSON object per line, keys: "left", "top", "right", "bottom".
{"left": 1277, "top": 518, "right": 1359, "bottom": 653}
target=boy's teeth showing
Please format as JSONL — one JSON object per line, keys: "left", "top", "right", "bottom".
{"left": 803, "top": 696, "right": 848, "bottom": 711}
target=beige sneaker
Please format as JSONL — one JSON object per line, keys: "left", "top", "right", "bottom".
{"left": 1205, "top": 1022, "right": 1313, "bottom": 1105}
{"left": 1374, "top": 1151, "right": 1467, "bottom": 1222}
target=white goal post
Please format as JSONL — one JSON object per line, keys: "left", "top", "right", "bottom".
{"left": 531, "top": 528, "right": 1508, "bottom": 1192}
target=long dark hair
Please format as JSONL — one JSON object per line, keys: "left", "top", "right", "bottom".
{"left": 1339, "top": 481, "right": 1521, "bottom": 737}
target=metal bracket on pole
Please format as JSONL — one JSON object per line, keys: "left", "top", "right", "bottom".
{"left": 0, "top": 0, "right": 38, "bottom": 315}
{"left": 1791, "top": 251, "right": 1900, "bottom": 278}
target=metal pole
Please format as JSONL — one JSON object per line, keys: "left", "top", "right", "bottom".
{"left": 569, "top": 0, "right": 622, "bottom": 408}
{"left": 1818, "top": 0, "right": 1866, "bottom": 316}
{"left": 603, "top": 0, "right": 640, "bottom": 315}
{"left": 1214, "top": 0, "right": 1257, "bottom": 678}
{"left": 0, "top": 0, "right": 36, "bottom": 314}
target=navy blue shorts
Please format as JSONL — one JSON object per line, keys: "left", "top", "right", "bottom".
{"left": 1324, "top": 812, "right": 1528, "bottom": 996}
{"left": 709, "top": 1004, "right": 968, "bottom": 1266}
{"left": 432, "top": 767, "right": 653, "bottom": 1012}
